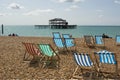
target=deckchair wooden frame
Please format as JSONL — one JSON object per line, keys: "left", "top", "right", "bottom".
{"left": 38, "top": 44, "right": 60, "bottom": 68}
{"left": 94, "top": 51, "right": 119, "bottom": 79}
{"left": 84, "top": 35, "right": 95, "bottom": 47}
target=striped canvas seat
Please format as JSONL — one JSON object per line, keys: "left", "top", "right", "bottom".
{"left": 74, "top": 53, "right": 93, "bottom": 67}
{"left": 94, "top": 50, "right": 118, "bottom": 79}
{"left": 72, "top": 52, "right": 95, "bottom": 79}
{"left": 64, "top": 38, "right": 75, "bottom": 47}
{"left": 96, "top": 50, "right": 116, "bottom": 64}
{"left": 38, "top": 44, "right": 56, "bottom": 57}
{"left": 22, "top": 42, "right": 41, "bottom": 61}
{"left": 95, "top": 35, "right": 103, "bottom": 45}
{"left": 38, "top": 44, "right": 60, "bottom": 68}
{"left": 53, "top": 38, "right": 64, "bottom": 48}
{"left": 52, "top": 32, "right": 61, "bottom": 38}
{"left": 116, "top": 35, "right": 120, "bottom": 45}
{"left": 62, "top": 34, "right": 71, "bottom": 38}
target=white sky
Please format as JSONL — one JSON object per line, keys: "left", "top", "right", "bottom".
{"left": 0, "top": 0, "right": 120, "bottom": 25}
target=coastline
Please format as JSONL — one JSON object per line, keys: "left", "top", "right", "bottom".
{"left": 0, "top": 36, "right": 120, "bottom": 79}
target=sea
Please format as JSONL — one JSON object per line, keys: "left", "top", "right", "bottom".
{"left": 0, "top": 25, "right": 120, "bottom": 38}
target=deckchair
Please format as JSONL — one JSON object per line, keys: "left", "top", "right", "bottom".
{"left": 84, "top": 35, "right": 95, "bottom": 47}
{"left": 62, "top": 34, "right": 71, "bottom": 38}
{"left": 72, "top": 52, "right": 97, "bottom": 79}
{"left": 38, "top": 44, "right": 60, "bottom": 68}
{"left": 52, "top": 32, "right": 61, "bottom": 38}
{"left": 116, "top": 35, "right": 120, "bottom": 45}
{"left": 64, "top": 38, "right": 76, "bottom": 51}
{"left": 94, "top": 50, "right": 118, "bottom": 79}
{"left": 95, "top": 35, "right": 105, "bottom": 47}
{"left": 22, "top": 42, "right": 42, "bottom": 61}
{"left": 53, "top": 38, "right": 65, "bottom": 49}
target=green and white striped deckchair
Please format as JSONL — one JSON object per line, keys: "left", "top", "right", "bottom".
{"left": 38, "top": 44, "right": 60, "bottom": 68}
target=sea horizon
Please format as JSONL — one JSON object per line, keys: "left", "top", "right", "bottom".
{"left": 0, "top": 25, "right": 120, "bottom": 38}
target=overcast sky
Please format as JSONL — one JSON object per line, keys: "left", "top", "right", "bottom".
{"left": 0, "top": 0, "right": 120, "bottom": 25}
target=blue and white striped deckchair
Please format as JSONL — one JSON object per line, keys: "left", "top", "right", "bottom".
{"left": 62, "top": 34, "right": 71, "bottom": 38}
{"left": 64, "top": 38, "right": 75, "bottom": 47}
{"left": 52, "top": 32, "right": 61, "bottom": 38}
{"left": 116, "top": 35, "right": 120, "bottom": 45}
{"left": 94, "top": 50, "right": 118, "bottom": 79}
{"left": 95, "top": 35, "right": 103, "bottom": 45}
{"left": 72, "top": 52, "right": 95, "bottom": 79}
{"left": 64, "top": 38, "right": 75, "bottom": 51}
{"left": 95, "top": 35, "right": 105, "bottom": 49}
{"left": 74, "top": 53, "right": 93, "bottom": 67}
{"left": 53, "top": 38, "right": 65, "bottom": 48}
{"left": 96, "top": 50, "right": 116, "bottom": 64}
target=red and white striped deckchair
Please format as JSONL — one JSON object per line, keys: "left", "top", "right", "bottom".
{"left": 22, "top": 42, "right": 41, "bottom": 61}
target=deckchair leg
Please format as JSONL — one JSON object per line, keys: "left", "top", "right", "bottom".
{"left": 23, "top": 52, "right": 26, "bottom": 60}
{"left": 72, "top": 66, "right": 79, "bottom": 77}
{"left": 72, "top": 66, "right": 83, "bottom": 79}
{"left": 24, "top": 53, "right": 31, "bottom": 61}
{"left": 89, "top": 71, "right": 93, "bottom": 80}
{"left": 23, "top": 51, "right": 30, "bottom": 61}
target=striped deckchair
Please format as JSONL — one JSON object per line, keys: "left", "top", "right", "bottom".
{"left": 52, "top": 32, "right": 61, "bottom": 38}
{"left": 95, "top": 35, "right": 105, "bottom": 48}
{"left": 38, "top": 44, "right": 60, "bottom": 68}
{"left": 84, "top": 35, "right": 95, "bottom": 47}
{"left": 116, "top": 35, "right": 120, "bottom": 45}
{"left": 94, "top": 50, "right": 118, "bottom": 79}
{"left": 52, "top": 32, "right": 65, "bottom": 50}
{"left": 62, "top": 34, "right": 71, "bottom": 38}
{"left": 64, "top": 38, "right": 76, "bottom": 51}
{"left": 22, "top": 42, "right": 41, "bottom": 61}
{"left": 53, "top": 38, "right": 65, "bottom": 49}
{"left": 72, "top": 52, "right": 96, "bottom": 79}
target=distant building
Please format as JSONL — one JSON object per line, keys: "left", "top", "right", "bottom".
{"left": 49, "top": 18, "right": 76, "bottom": 29}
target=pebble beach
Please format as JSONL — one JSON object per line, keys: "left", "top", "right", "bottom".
{"left": 0, "top": 36, "right": 120, "bottom": 80}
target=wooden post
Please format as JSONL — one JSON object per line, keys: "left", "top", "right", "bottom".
{"left": 1, "top": 24, "right": 4, "bottom": 35}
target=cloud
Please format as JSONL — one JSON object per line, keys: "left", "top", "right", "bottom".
{"left": 96, "top": 9, "right": 104, "bottom": 18}
{"left": 96, "top": 9, "right": 103, "bottom": 12}
{"left": 0, "top": 13, "right": 5, "bottom": 16}
{"left": 7, "top": 3, "right": 24, "bottom": 9}
{"left": 0, "top": 13, "right": 12, "bottom": 16}
{"left": 65, "top": 5, "right": 79, "bottom": 11}
{"left": 56, "top": 0, "right": 85, "bottom": 3}
{"left": 98, "top": 14, "right": 104, "bottom": 18}
{"left": 23, "top": 9, "right": 54, "bottom": 16}
{"left": 114, "top": 0, "right": 120, "bottom": 4}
